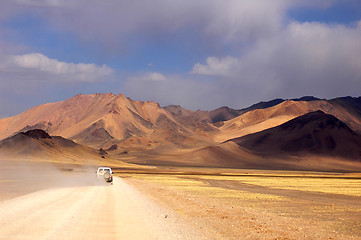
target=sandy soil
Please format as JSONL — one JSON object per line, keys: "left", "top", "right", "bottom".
{"left": 0, "top": 177, "right": 208, "bottom": 240}
{"left": 124, "top": 173, "right": 361, "bottom": 240}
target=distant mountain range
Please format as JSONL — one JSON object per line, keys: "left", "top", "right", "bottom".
{"left": 0, "top": 93, "right": 217, "bottom": 149}
{"left": 1, "top": 93, "right": 361, "bottom": 171}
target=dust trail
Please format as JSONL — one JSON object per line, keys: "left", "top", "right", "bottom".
{"left": 0, "top": 154, "right": 107, "bottom": 201}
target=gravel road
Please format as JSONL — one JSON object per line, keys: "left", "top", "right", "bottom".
{"left": 0, "top": 177, "right": 206, "bottom": 240}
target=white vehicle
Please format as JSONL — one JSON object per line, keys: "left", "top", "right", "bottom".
{"left": 96, "top": 167, "right": 113, "bottom": 183}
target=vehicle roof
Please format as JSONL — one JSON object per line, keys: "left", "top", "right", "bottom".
{"left": 97, "top": 167, "right": 112, "bottom": 170}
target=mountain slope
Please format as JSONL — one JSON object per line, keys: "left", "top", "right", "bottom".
{"left": 0, "top": 93, "right": 217, "bottom": 149}
{"left": 329, "top": 96, "right": 361, "bottom": 123}
{"left": 215, "top": 98, "right": 361, "bottom": 142}
{"left": 1, "top": 93, "right": 361, "bottom": 160}
{"left": 164, "top": 96, "right": 320, "bottom": 125}
{"left": 0, "top": 129, "right": 105, "bottom": 164}
{"left": 169, "top": 111, "right": 361, "bottom": 172}
{"left": 230, "top": 111, "right": 361, "bottom": 160}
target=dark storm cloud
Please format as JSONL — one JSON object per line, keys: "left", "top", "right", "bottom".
{"left": 190, "top": 21, "right": 361, "bottom": 107}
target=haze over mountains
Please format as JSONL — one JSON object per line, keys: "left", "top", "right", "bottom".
{"left": 0, "top": 93, "right": 361, "bottom": 171}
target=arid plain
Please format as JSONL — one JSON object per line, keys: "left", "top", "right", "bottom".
{"left": 1, "top": 93, "right": 361, "bottom": 239}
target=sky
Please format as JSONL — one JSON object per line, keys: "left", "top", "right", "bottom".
{"left": 0, "top": 0, "right": 361, "bottom": 117}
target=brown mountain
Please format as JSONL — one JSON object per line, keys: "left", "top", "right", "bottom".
{"left": 205, "top": 96, "right": 321, "bottom": 122}
{"left": 172, "top": 111, "right": 361, "bottom": 172}
{"left": 215, "top": 98, "right": 361, "bottom": 143}
{"left": 0, "top": 129, "right": 105, "bottom": 164}
{"left": 2, "top": 93, "right": 360, "bottom": 150}
{"left": 0, "top": 93, "right": 217, "bottom": 149}
{"left": 164, "top": 96, "right": 320, "bottom": 125}
{"left": 230, "top": 111, "right": 361, "bottom": 160}
{"left": 1, "top": 93, "right": 361, "bottom": 172}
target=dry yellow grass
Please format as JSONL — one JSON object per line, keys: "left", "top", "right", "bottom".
{"left": 127, "top": 174, "right": 286, "bottom": 202}
{"left": 122, "top": 167, "right": 361, "bottom": 201}
{"left": 126, "top": 173, "right": 361, "bottom": 198}
{"left": 195, "top": 175, "right": 361, "bottom": 197}
{"left": 123, "top": 171, "right": 361, "bottom": 239}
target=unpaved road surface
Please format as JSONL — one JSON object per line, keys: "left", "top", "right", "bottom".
{"left": 0, "top": 177, "right": 206, "bottom": 240}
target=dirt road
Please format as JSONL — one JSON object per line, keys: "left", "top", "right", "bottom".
{"left": 0, "top": 177, "right": 207, "bottom": 240}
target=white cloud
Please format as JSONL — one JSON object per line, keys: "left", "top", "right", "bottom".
{"left": 147, "top": 72, "right": 166, "bottom": 81}
{"left": 191, "top": 56, "right": 239, "bottom": 77}
{"left": 127, "top": 72, "right": 166, "bottom": 82}
{"left": 1, "top": 52, "right": 113, "bottom": 82}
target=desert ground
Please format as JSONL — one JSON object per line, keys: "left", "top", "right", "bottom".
{"left": 0, "top": 160, "right": 207, "bottom": 240}
{"left": 1, "top": 158, "right": 361, "bottom": 240}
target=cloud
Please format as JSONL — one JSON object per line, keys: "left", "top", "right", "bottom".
{"left": 191, "top": 56, "right": 239, "bottom": 76}
{"left": 0, "top": 51, "right": 115, "bottom": 116}
{"left": 2, "top": 0, "right": 291, "bottom": 54}
{"left": 191, "top": 20, "right": 361, "bottom": 101}
{"left": 1, "top": 0, "right": 361, "bottom": 115}
{"left": 139, "top": 72, "right": 166, "bottom": 82}
{"left": 124, "top": 72, "right": 227, "bottom": 110}
{"left": 14, "top": 0, "right": 64, "bottom": 7}
{"left": 0, "top": 52, "right": 113, "bottom": 82}
{"left": 126, "top": 19, "right": 361, "bottom": 110}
